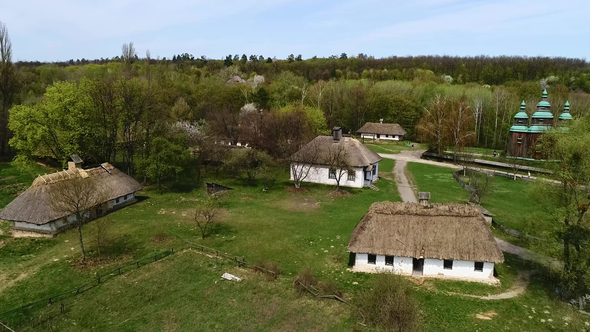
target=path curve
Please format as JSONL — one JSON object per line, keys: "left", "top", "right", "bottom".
{"left": 448, "top": 271, "right": 530, "bottom": 300}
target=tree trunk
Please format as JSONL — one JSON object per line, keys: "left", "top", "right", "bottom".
{"left": 77, "top": 221, "right": 86, "bottom": 262}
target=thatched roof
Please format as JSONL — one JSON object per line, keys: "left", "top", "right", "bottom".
{"left": 290, "top": 135, "right": 381, "bottom": 167}
{"left": 347, "top": 202, "right": 504, "bottom": 263}
{"left": 357, "top": 122, "right": 407, "bottom": 136}
{"left": 0, "top": 163, "right": 142, "bottom": 225}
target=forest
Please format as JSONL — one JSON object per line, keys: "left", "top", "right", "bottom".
{"left": 2, "top": 21, "right": 590, "bottom": 185}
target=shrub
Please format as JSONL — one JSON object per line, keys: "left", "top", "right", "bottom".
{"left": 356, "top": 273, "right": 422, "bottom": 332}
{"left": 253, "top": 259, "right": 281, "bottom": 280}
{"left": 293, "top": 267, "right": 317, "bottom": 293}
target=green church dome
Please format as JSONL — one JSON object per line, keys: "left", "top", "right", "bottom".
{"left": 514, "top": 100, "right": 529, "bottom": 119}
{"left": 559, "top": 100, "right": 572, "bottom": 120}
{"left": 532, "top": 89, "right": 553, "bottom": 118}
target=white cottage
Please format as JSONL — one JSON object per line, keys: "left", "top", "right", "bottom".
{"left": 347, "top": 201, "right": 504, "bottom": 283}
{"left": 0, "top": 159, "right": 142, "bottom": 236}
{"left": 357, "top": 121, "right": 407, "bottom": 142}
{"left": 290, "top": 128, "right": 381, "bottom": 188}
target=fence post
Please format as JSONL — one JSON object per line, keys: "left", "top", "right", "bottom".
{"left": 98, "top": 277, "right": 101, "bottom": 284}
{"left": 171, "top": 248, "right": 174, "bottom": 254}
{"left": 118, "top": 268, "right": 121, "bottom": 275}
{"left": 61, "top": 303, "right": 65, "bottom": 314}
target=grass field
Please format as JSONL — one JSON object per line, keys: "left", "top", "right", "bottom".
{"left": 364, "top": 140, "right": 427, "bottom": 155}
{"left": 0, "top": 161, "right": 587, "bottom": 331}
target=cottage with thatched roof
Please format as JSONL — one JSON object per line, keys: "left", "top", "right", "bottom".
{"left": 0, "top": 158, "right": 142, "bottom": 236}
{"left": 289, "top": 127, "right": 381, "bottom": 188}
{"left": 357, "top": 120, "right": 407, "bottom": 142}
{"left": 347, "top": 201, "right": 504, "bottom": 282}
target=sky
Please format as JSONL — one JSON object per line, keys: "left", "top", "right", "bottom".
{"left": 1, "top": 0, "right": 589, "bottom": 62}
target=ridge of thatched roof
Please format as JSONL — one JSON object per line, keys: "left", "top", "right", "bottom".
{"left": 290, "top": 136, "right": 381, "bottom": 167}
{"left": 347, "top": 202, "right": 504, "bottom": 263}
{"left": 357, "top": 122, "right": 407, "bottom": 136}
{"left": 0, "top": 163, "right": 142, "bottom": 225}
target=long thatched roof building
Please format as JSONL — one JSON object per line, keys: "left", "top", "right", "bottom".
{"left": 348, "top": 202, "right": 503, "bottom": 282}
{"left": 0, "top": 161, "right": 142, "bottom": 235}
{"left": 357, "top": 121, "right": 407, "bottom": 141}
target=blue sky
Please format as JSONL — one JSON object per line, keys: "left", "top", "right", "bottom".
{"left": 2, "top": 0, "right": 589, "bottom": 62}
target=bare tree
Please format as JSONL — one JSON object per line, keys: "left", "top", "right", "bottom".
{"left": 326, "top": 143, "right": 351, "bottom": 191}
{"left": 508, "top": 156, "right": 523, "bottom": 180}
{"left": 121, "top": 42, "right": 136, "bottom": 74}
{"left": 194, "top": 195, "right": 221, "bottom": 239}
{"left": 48, "top": 176, "right": 106, "bottom": 262}
{"left": 417, "top": 95, "right": 449, "bottom": 154}
{"left": 89, "top": 217, "right": 113, "bottom": 259}
{"left": 469, "top": 171, "right": 494, "bottom": 205}
{"left": 448, "top": 96, "right": 476, "bottom": 163}
{"left": 0, "top": 21, "right": 18, "bottom": 154}
{"left": 289, "top": 139, "right": 321, "bottom": 189}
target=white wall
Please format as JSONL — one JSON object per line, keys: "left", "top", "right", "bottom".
{"left": 290, "top": 164, "right": 364, "bottom": 188}
{"left": 107, "top": 193, "right": 136, "bottom": 209}
{"left": 13, "top": 221, "right": 53, "bottom": 232}
{"left": 352, "top": 253, "right": 495, "bottom": 281}
{"left": 361, "top": 133, "right": 402, "bottom": 141}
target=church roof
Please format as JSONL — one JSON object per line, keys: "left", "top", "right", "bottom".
{"left": 559, "top": 100, "right": 572, "bottom": 120}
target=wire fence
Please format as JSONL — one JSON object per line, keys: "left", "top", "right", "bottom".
{"left": 185, "top": 241, "right": 278, "bottom": 279}
{"left": 0, "top": 241, "right": 279, "bottom": 329}
{"left": 0, "top": 247, "right": 176, "bottom": 322}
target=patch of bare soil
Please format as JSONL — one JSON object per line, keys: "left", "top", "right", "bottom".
{"left": 69, "top": 254, "right": 134, "bottom": 271}
{"left": 11, "top": 230, "right": 52, "bottom": 238}
{"left": 328, "top": 190, "right": 352, "bottom": 197}
{"left": 0, "top": 272, "right": 29, "bottom": 293}
{"left": 279, "top": 197, "right": 320, "bottom": 212}
{"left": 152, "top": 232, "right": 171, "bottom": 243}
{"left": 285, "top": 186, "right": 310, "bottom": 193}
{"left": 475, "top": 310, "right": 498, "bottom": 320}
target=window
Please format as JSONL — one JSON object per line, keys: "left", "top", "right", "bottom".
{"left": 348, "top": 172, "right": 356, "bottom": 181}
{"left": 368, "top": 254, "right": 376, "bottom": 265}
{"left": 124, "top": 194, "right": 128, "bottom": 200}
{"left": 474, "top": 261, "right": 484, "bottom": 272}
{"left": 385, "top": 256, "right": 394, "bottom": 266}
{"left": 517, "top": 137, "right": 522, "bottom": 144}
{"left": 328, "top": 168, "right": 336, "bottom": 179}
{"left": 116, "top": 197, "right": 120, "bottom": 204}
{"left": 517, "top": 119, "right": 523, "bottom": 124}
{"left": 539, "top": 119, "right": 544, "bottom": 123}
{"left": 443, "top": 260, "right": 453, "bottom": 270}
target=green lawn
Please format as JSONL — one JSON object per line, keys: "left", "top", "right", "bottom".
{"left": 364, "top": 140, "right": 427, "bottom": 155}
{"left": 406, "top": 162, "right": 470, "bottom": 204}
{"left": 0, "top": 161, "right": 586, "bottom": 331}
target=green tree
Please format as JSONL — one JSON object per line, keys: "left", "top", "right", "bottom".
{"left": 0, "top": 21, "right": 19, "bottom": 154}
{"left": 143, "top": 137, "right": 190, "bottom": 188}
{"left": 537, "top": 119, "right": 590, "bottom": 307}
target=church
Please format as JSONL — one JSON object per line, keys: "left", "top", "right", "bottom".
{"left": 508, "top": 89, "right": 571, "bottom": 159}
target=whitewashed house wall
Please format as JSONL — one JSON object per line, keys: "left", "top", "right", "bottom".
{"left": 290, "top": 163, "right": 379, "bottom": 189}
{"left": 13, "top": 194, "right": 136, "bottom": 235}
{"left": 290, "top": 164, "right": 365, "bottom": 188}
{"left": 352, "top": 253, "right": 495, "bottom": 281}
{"left": 360, "top": 133, "right": 401, "bottom": 141}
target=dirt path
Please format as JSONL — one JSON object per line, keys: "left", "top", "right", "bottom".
{"left": 393, "top": 158, "right": 417, "bottom": 203}
{"left": 380, "top": 150, "right": 461, "bottom": 171}
{"left": 449, "top": 271, "right": 531, "bottom": 300}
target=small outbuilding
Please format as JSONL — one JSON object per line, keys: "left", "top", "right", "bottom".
{"left": 357, "top": 120, "right": 407, "bottom": 142}
{"left": 347, "top": 201, "right": 504, "bottom": 282}
{"left": 289, "top": 127, "right": 381, "bottom": 188}
{"left": 0, "top": 160, "right": 142, "bottom": 236}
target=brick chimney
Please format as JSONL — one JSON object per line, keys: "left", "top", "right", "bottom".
{"left": 332, "top": 127, "right": 343, "bottom": 143}
{"left": 68, "top": 155, "right": 83, "bottom": 170}
{"left": 418, "top": 192, "right": 430, "bottom": 206}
